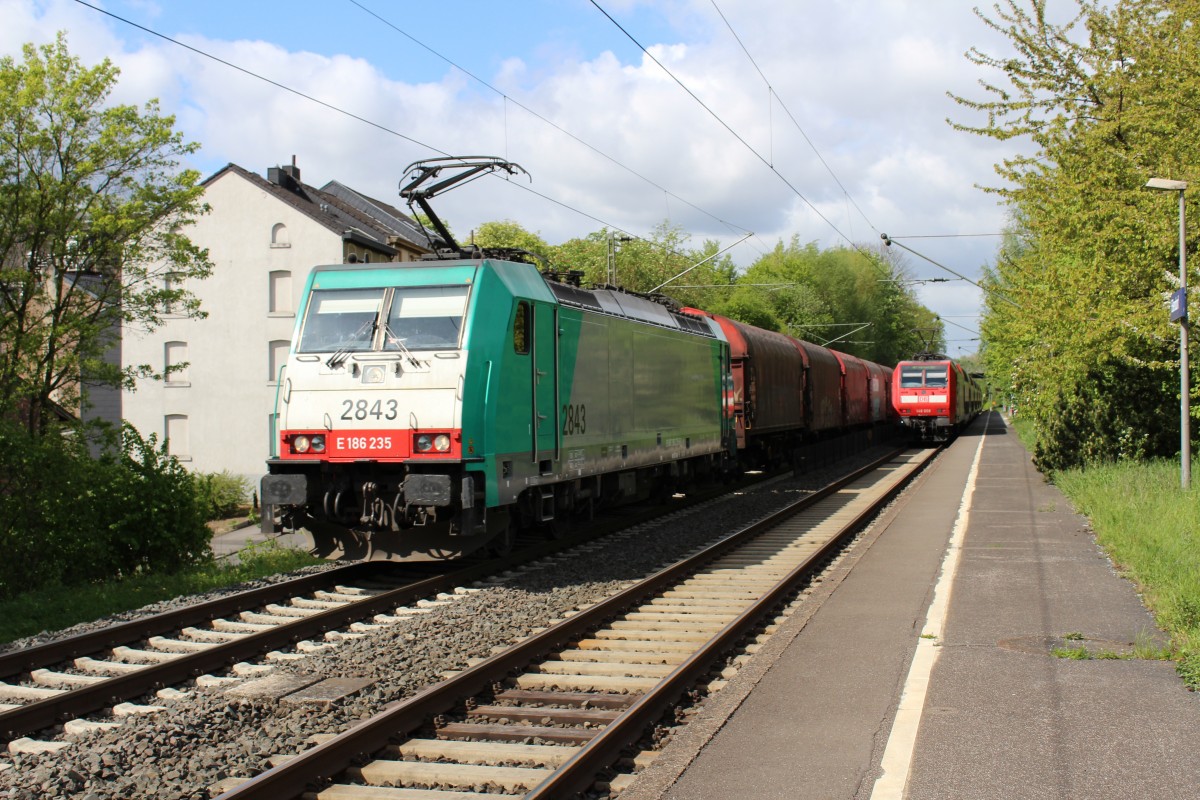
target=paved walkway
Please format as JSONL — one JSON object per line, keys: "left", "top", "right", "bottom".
{"left": 210, "top": 522, "right": 312, "bottom": 560}
{"left": 622, "top": 411, "right": 1200, "bottom": 800}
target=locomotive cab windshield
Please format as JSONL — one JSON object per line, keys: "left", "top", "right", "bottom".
{"left": 899, "top": 365, "right": 948, "bottom": 388}
{"left": 298, "top": 285, "right": 469, "bottom": 354}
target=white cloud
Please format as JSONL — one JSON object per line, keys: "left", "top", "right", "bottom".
{"left": 0, "top": 0, "right": 1069, "bottom": 349}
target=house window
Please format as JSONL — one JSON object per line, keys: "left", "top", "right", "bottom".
{"left": 165, "top": 341, "right": 189, "bottom": 385}
{"left": 270, "top": 223, "right": 290, "bottom": 248}
{"left": 165, "top": 414, "right": 190, "bottom": 459}
{"left": 269, "top": 270, "right": 292, "bottom": 315}
{"left": 269, "top": 339, "right": 289, "bottom": 383}
{"left": 163, "top": 272, "right": 183, "bottom": 315}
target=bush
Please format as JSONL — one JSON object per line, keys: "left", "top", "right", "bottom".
{"left": 192, "top": 470, "right": 251, "bottom": 520}
{"left": 1032, "top": 358, "right": 1182, "bottom": 473}
{"left": 0, "top": 420, "right": 212, "bottom": 599}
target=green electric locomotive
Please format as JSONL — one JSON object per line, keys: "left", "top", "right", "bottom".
{"left": 260, "top": 252, "right": 733, "bottom": 559}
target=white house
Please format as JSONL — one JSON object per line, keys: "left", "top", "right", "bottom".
{"left": 114, "top": 160, "right": 430, "bottom": 485}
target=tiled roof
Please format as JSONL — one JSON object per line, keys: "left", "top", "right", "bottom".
{"left": 319, "top": 181, "right": 432, "bottom": 249}
{"left": 204, "top": 163, "right": 431, "bottom": 254}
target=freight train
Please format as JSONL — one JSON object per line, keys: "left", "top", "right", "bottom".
{"left": 259, "top": 157, "right": 897, "bottom": 560}
{"left": 890, "top": 354, "right": 983, "bottom": 441}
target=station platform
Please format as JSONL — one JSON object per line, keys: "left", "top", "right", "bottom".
{"left": 622, "top": 410, "right": 1200, "bottom": 800}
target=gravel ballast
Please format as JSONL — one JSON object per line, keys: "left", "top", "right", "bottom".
{"left": 0, "top": 448, "right": 897, "bottom": 800}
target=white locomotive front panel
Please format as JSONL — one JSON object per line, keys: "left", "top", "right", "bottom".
{"left": 274, "top": 283, "right": 470, "bottom": 463}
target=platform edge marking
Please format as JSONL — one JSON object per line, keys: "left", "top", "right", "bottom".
{"left": 870, "top": 416, "right": 989, "bottom": 799}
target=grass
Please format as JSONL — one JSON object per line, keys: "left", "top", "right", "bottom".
{"left": 1050, "top": 630, "right": 1174, "bottom": 662}
{"left": 0, "top": 541, "right": 324, "bottom": 644}
{"left": 1007, "top": 415, "right": 1038, "bottom": 452}
{"left": 1051, "top": 645, "right": 1093, "bottom": 660}
{"left": 1049, "top": 457, "right": 1200, "bottom": 687}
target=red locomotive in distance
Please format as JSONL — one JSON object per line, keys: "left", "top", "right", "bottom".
{"left": 891, "top": 353, "right": 983, "bottom": 441}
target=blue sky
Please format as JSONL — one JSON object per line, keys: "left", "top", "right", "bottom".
{"left": 99, "top": 0, "right": 683, "bottom": 88}
{"left": 1, "top": 0, "right": 1084, "bottom": 356}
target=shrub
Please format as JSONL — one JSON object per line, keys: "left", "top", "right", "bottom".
{"left": 1032, "top": 358, "right": 1181, "bottom": 473}
{"left": 192, "top": 470, "right": 251, "bottom": 520}
{"left": 0, "top": 420, "right": 212, "bottom": 599}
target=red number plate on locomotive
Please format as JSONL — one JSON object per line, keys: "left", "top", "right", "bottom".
{"left": 326, "top": 430, "right": 407, "bottom": 458}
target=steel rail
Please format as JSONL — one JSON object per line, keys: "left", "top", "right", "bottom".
{"left": 525, "top": 448, "right": 929, "bottom": 797}
{"left": 1, "top": 558, "right": 493, "bottom": 740}
{"left": 0, "top": 562, "right": 377, "bottom": 680}
{"left": 0, "top": 483, "right": 743, "bottom": 742}
{"left": 214, "top": 446, "right": 920, "bottom": 800}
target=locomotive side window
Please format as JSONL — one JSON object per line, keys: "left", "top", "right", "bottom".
{"left": 297, "top": 289, "right": 384, "bottom": 353}
{"left": 513, "top": 301, "right": 530, "bottom": 354}
{"left": 383, "top": 285, "right": 469, "bottom": 351}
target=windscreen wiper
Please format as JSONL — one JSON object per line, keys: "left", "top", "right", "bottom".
{"left": 325, "top": 318, "right": 376, "bottom": 370}
{"left": 383, "top": 321, "right": 426, "bottom": 369}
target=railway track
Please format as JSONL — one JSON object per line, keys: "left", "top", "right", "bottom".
{"left": 215, "top": 446, "right": 937, "bottom": 800}
{"left": 0, "top": 562, "right": 462, "bottom": 748}
{"left": 0, "top": 464, "right": 793, "bottom": 752}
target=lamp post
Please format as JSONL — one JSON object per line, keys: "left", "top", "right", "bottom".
{"left": 1145, "top": 177, "right": 1191, "bottom": 490}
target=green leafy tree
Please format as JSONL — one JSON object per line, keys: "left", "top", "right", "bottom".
{"left": 954, "top": 0, "right": 1200, "bottom": 468}
{"left": 0, "top": 34, "right": 211, "bottom": 436}
{"left": 714, "top": 237, "right": 938, "bottom": 364}
{"left": 473, "top": 219, "right": 936, "bottom": 367}
{"left": 474, "top": 219, "right": 551, "bottom": 260}
{"left": 0, "top": 419, "right": 210, "bottom": 598}
{"left": 547, "top": 222, "right": 738, "bottom": 310}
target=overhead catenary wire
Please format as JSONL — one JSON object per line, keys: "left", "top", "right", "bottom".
{"left": 69, "top": 0, "right": 742, "bottom": 270}
{"left": 76, "top": 0, "right": 984, "bottom": 314}
{"left": 589, "top": 0, "right": 886, "bottom": 277}
{"left": 881, "top": 233, "right": 1020, "bottom": 309}
{"left": 704, "top": 1, "right": 1009, "bottom": 334}
{"left": 938, "top": 316, "right": 980, "bottom": 337}
{"left": 708, "top": 0, "right": 879, "bottom": 238}
{"left": 887, "top": 233, "right": 1006, "bottom": 239}
{"left": 72, "top": 0, "right": 446, "bottom": 155}
{"left": 346, "top": 0, "right": 758, "bottom": 246}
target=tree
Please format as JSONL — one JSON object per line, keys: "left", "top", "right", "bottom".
{"left": 713, "top": 237, "right": 937, "bottom": 365}
{"left": 473, "top": 219, "right": 551, "bottom": 260}
{"left": 953, "top": 0, "right": 1200, "bottom": 468}
{"left": 549, "top": 221, "right": 736, "bottom": 310}
{"left": 0, "top": 34, "right": 211, "bottom": 437}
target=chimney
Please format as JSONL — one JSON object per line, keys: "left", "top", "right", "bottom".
{"left": 267, "top": 156, "right": 305, "bottom": 196}
{"left": 281, "top": 154, "right": 300, "bottom": 183}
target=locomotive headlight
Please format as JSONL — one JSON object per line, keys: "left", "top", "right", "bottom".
{"left": 414, "top": 433, "right": 452, "bottom": 453}
{"left": 362, "top": 365, "right": 386, "bottom": 384}
{"left": 311, "top": 435, "right": 326, "bottom": 453}
{"left": 293, "top": 434, "right": 311, "bottom": 454}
